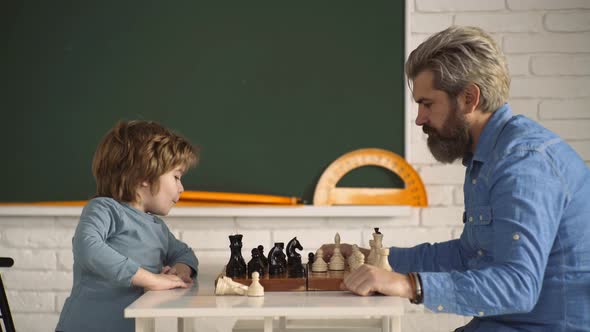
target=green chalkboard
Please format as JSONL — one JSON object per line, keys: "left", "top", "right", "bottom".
{"left": 1, "top": 1, "right": 405, "bottom": 203}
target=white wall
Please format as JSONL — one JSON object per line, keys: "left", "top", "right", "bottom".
{"left": 1, "top": 1, "right": 589, "bottom": 331}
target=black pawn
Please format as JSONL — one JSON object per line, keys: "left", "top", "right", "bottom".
{"left": 308, "top": 252, "right": 315, "bottom": 265}
{"left": 247, "top": 248, "right": 265, "bottom": 278}
{"left": 257, "top": 245, "right": 269, "bottom": 269}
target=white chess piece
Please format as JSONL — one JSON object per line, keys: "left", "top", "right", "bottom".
{"left": 376, "top": 247, "right": 393, "bottom": 272}
{"left": 347, "top": 244, "right": 358, "bottom": 267}
{"left": 367, "top": 239, "right": 376, "bottom": 265}
{"left": 215, "top": 276, "right": 248, "bottom": 295}
{"left": 349, "top": 244, "right": 365, "bottom": 271}
{"left": 329, "top": 233, "right": 345, "bottom": 271}
{"left": 312, "top": 248, "right": 328, "bottom": 272}
{"left": 373, "top": 231, "right": 384, "bottom": 252}
{"left": 247, "top": 272, "right": 264, "bottom": 297}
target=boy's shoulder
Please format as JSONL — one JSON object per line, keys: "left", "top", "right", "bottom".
{"left": 82, "top": 197, "right": 124, "bottom": 215}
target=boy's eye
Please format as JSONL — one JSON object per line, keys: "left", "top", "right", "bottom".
{"left": 174, "top": 176, "right": 181, "bottom": 180}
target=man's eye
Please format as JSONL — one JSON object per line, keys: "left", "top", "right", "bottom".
{"left": 424, "top": 103, "right": 432, "bottom": 108}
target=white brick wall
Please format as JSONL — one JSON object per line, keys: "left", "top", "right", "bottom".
{"left": 0, "top": 2, "right": 588, "bottom": 332}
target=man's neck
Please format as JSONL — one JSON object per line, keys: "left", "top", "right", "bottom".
{"left": 468, "top": 110, "right": 494, "bottom": 153}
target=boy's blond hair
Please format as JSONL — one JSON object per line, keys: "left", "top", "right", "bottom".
{"left": 405, "top": 26, "right": 510, "bottom": 113}
{"left": 92, "top": 120, "right": 198, "bottom": 202}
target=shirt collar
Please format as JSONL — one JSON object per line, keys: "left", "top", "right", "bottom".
{"left": 471, "top": 103, "right": 513, "bottom": 163}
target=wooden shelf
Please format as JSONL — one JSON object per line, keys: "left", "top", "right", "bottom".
{"left": 0, "top": 205, "right": 411, "bottom": 218}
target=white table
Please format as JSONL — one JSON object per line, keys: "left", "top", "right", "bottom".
{"left": 125, "top": 264, "right": 405, "bottom": 332}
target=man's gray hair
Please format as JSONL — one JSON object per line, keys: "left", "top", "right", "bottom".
{"left": 406, "top": 26, "right": 510, "bottom": 113}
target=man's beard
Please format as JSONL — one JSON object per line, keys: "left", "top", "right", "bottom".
{"left": 423, "top": 105, "right": 471, "bottom": 164}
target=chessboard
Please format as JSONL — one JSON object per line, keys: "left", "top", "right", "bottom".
{"left": 219, "top": 264, "right": 349, "bottom": 292}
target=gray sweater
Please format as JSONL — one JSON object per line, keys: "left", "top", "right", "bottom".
{"left": 56, "top": 197, "right": 198, "bottom": 332}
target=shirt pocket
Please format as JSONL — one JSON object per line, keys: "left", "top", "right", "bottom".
{"left": 465, "top": 205, "right": 494, "bottom": 252}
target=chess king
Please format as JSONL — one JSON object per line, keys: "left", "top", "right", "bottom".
{"left": 320, "top": 26, "right": 590, "bottom": 331}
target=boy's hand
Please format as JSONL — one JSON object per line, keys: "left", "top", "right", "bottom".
{"left": 132, "top": 267, "right": 189, "bottom": 291}
{"left": 162, "top": 263, "right": 193, "bottom": 284}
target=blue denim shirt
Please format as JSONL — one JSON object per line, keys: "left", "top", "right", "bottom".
{"left": 390, "top": 104, "right": 590, "bottom": 331}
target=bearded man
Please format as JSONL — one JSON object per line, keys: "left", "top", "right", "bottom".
{"left": 322, "top": 26, "right": 590, "bottom": 332}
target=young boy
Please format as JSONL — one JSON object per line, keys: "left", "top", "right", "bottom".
{"left": 56, "top": 120, "right": 199, "bottom": 332}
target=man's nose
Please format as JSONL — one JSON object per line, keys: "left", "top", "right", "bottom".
{"left": 415, "top": 106, "right": 428, "bottom": 126}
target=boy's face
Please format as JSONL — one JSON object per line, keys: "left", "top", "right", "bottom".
{"left": 138, "top": 165, "right": 185, "bottom": 216}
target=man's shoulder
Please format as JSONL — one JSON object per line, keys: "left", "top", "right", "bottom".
{"left": 494, "top": 115, "right": 560, "bottom": 157}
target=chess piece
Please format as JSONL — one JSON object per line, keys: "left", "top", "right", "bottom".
{"left": 328, "top": 233, "right": 345, "bottom": 271}
{"left": 287, "top": 237, "right": 305, "bottom": 278}
{"left": 373, "top": 227, "right": 384, "bottom": 253}
{"left": 247, "top": 248, "right": 265, "bottom": 278}
{"left": 257, "top": 245, "right": 269, "bottom": 269}
{"left": 348, "top": 244, "right": 365, "bottom": 271}
{"left": 308, "top": 252, "right": 315, "bottom": 266}
{"left": 247, "top": 272, "right": 265, "bottom": 297}
{"left": 268, "top": 242, "right": 286, "bottom": 276}
{"left": 366, "top": 239, "right": 376, "bottom": 265}
{"left": 215, "top": 276, "right": 248, "bottom": 295}
{"left": 376, "top": 247, "right": 393, "bottom": 272}
{"left": 226, "top": 234, "right": 247, "bottom": 278}
{"left": 311, "top": 248, "right": 328, "bottom": 272}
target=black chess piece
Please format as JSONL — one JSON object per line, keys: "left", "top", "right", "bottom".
{"left": 247, "top": 248, "right": 265, "bottom": 278}
{"left": 226, "top": 234, "right": 247, "bottom": 278}
{"left": 374, "top": 227, "right": 381, "bottom": 234}
{"left": 308, "top": 252, "right": 315, "bottom": 265}
{"left": 268, "top": 242, "right": 286, "bottom": 276}
{"left": 257, "top": 244, "right": 269, "bottom": 269}
{"left": 287, "top": 237, "right": 305, "bottom": 278}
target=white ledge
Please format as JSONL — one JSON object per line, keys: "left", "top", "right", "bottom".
{"left": 0, "top": 205, "right": 411, "bottom": 218}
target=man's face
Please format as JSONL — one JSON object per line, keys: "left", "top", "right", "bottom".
{"left": 412, "top": 70, "right": 471, "bottom": 163}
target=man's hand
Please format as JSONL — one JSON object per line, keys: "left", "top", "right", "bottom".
{"left": 131, "top": 267, "right": 189, "bottom": 291}
{"left": 341, "top": 264, "right": 414, "bottom": 298}
{"left": 162, "top": 263, "right": 193, "bottom": 284}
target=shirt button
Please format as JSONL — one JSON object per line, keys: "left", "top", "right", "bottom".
{"left": 472, "top": 179, "right": 477, "bottom": 185}
{"left": 468, "top": 216, "right": 473, "bottom": 222}
{"left": 477, "top": 250, "right": 484, "bottom": 256}
{"left": 437, "top": 305, "right": 444, "bottom": 311}
{"left": 513, "top": 233, "right": 520, "bottom": 241}
{"left": 479, "top": 215, "right": 483, "bottom": 221}
{"left": 479, "top": 311, "right": 484, "bottom": 316}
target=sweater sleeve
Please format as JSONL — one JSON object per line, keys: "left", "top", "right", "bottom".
{"left": 72, "top": 199, "right": 141, "bottom": 287}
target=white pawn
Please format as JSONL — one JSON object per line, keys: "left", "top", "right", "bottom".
{"left": 216, "top": 276, "right": 248, "bottom": 295}
{"left": 376, "top": 247, "right": 393, "bottom": 272}
{"left": 329, "top": 233, "right": 345, "bottom": 271}
{"left": 312, "top": 248, "right": 328, "bottom": 272}
{"left": 349, "top": 244, "right": 365, "bottom": 271}
{"left": 247, "top": 272, "right": 264, "bottom": 297}
{"left": 366, "top": 239, "right": 376, "bottom": 265}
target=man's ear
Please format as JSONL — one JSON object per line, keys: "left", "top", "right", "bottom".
{"left": 461, "top": 83, "right": 480, "bottom": 114}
